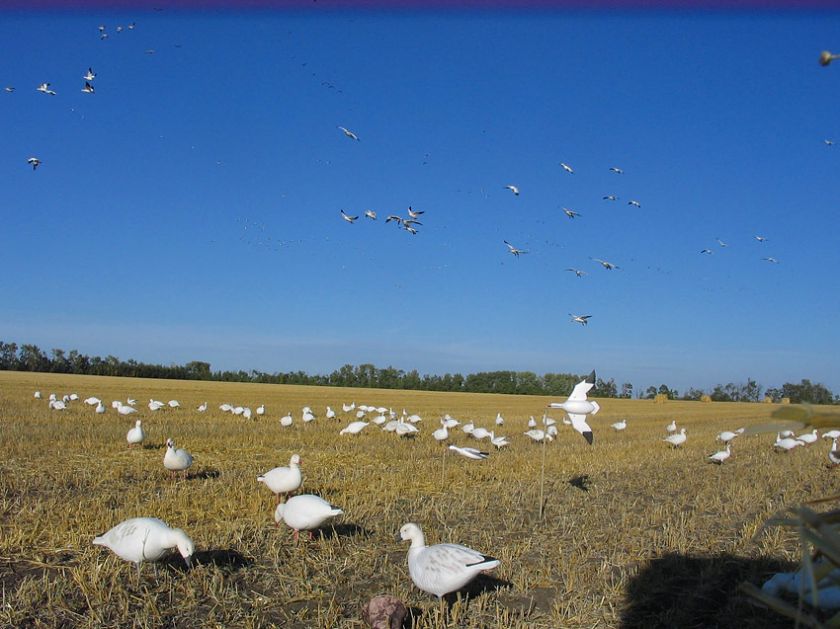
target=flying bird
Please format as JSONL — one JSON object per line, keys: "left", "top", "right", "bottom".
{"left": 36, "top": 83, "right": 56, "bottom": 95}
{"left": 762, "top": 257, "right": 779, "bottom": 264}
{"left": 81, "top": 82, "right": 94, "bottom": 94}
{"left": 407, "top": 206, "right": 424, "bottom": 219}
{"left": 547, "top": 371, "right": 600, "bottom": 445}
{"left": 603, "top": 195, "right": 618, "bottom": 201}
{"left": 562, "top": 208, "right": 581, "bottom": 219}
{"left": 565, "top": 268, "right": 587, "bottom": 278}
{"left": 609, "top": 166, "right": 624, "bottom": 174}
{"left": 338, "top": 126, "right": 359, "bottom": 141}
{"left": 503, "top": 240, "right": 528, "bottom": 257}
{"left": 364, "top": 209, "right": 377, "bottom": 220}
{"left": 27, "top": 157, "right": 41, "bottom": 170}
{"left": 825, "top": 139, "right": 834, "bottom": 146}
{"left": 560, "top": 162, "right": 574, "bottom": 174}
{"left": 627, "top": 199, "right": 641, "bottom": 208}
{"left": 755, "top": 235, "right": 768, "bottom": 242}
{"left": 700, "top": 249, "right": 713, "bottom": 255}
{"left": 340, "top": 210, "right": 358, "bottom": 223}
{"left": 591, "top": 257, "right": 619, "bottom": 270}
{"left": 716, "top": 238, "right": 728, "bottom": 247}
{"left": 4, "top": 86, "right": 14, "bottom": 93}
{"left": 569, "top": 314, "right": 591, "bottom": 326}
{"left": 83, "top": 68, "right": 96, "bottom": 81}
{"left": 504, "top": 184, "right": 520, "bottom": 196}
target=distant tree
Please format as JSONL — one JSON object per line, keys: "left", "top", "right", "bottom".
{"left": 186, "top": 361, "right": 211, "bottom": 380}
{"left": 643, "top": 386, "right": 658, "bottom": 400}
{"left": 682, "top": 387, "right": 705, "bottom": 401}
{"left": 658, "top": 384, "right": 678, "bottom": 400}
{"left": 782, "top": 379, "right": 834, "bottom": 405}
{"left": 0, "top": 341, "right": 19, "bottom": 370}
{"left": 19, "top": 344, "right": 49, "bottom": 372}
{"left": 620, "top": 382, "right": 634, "bottom": 399}
{"left": 764, "top": 387, "right": 782, "bottom": 402}
{"left": 593, "top": 377, "right": 618, "bottom": 398}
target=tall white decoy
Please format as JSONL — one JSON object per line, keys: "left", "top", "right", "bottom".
{"left": 611, "top": 419, "right": 627, "bottom": 431}
{"left": 280, "top": 413, "right": 293, "bottom": 427}
{"left": 547, "top": 371, "right": 599, "bottom": 444}
{"left": 666, "top": 420, "right": 677, "bottom": 433}
{"left": 663, "top": 428, "right": 687, "bottom": 448}
{"left": 432, "top": 423, "right": 449, "bottom": 441}
{"left": 256, "top": 405, "right": 265, "bottom": 416}
{"left": 399, "top": 522, "right": 500, "bottom": 599}
{"left": 274, "top": 495, "right": 343, "bottom": 540}
{"left": 490, "top": 433, "right": 509, "bottom": 449}
{"left": 93, "top": 518, "right": 194, "bottom": 569}
{"left": 34, "top": 391, "right": 42, "bottom": 399}
{"left": 527, "top": 416, "right": 537, "bottom": 428}
{"left": 560, "top": 162, "right": 574, "bottom": 174}
{"left": 569, "top": 314, "right": 591, "bottom": 326}
{"left": 829, "top": 439, "right": 840, "bottom": 466}
{"left": 448, "top": 445, "right": 489, "bottom": 460}
{"left": 258, "top": 454, "right": 302, "bottom": 502}
{"left": 96, "top": 401, "right": 106, "bottom": 414}
{"left": 325, "top": 406, "right": 336, "bottom": 420}
{"left": 340, "top": 210, "right": 359, "bottom": 223}
{"left": 503, "top": 240, "right": 528, "bottom": 257}
{"left": 708, "top": 444, "right": 731, "bottom": 464}
{"left": 716, "top": 428, "right": 744, "bottom": 443}
{"left": 504, "top": 184, "right": 520, "bottom": 196}
{"left": 340, "top": 421, "right": 368, "bottom": 435}
{"left": 127, "top": 420, "right": 145, "bottom": 446}
{"left": 495, "top": 412, "right": 504, "bottom": 426}
{"left": 197, "top": 402, "right": 208, "bottom": 412}
{"left": 164, "top": 439, "right": 193, "bottom": 477}
{"left": 27, "top": 157, "right": 41, "bottom": 170}
{"left": 338, "top": 126, "right": 359, "bottom": 141}
{"left": 243, "top": 407, "right": 253, "bottom": 420}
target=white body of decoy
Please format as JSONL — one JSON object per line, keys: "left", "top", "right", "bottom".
{"left": 340, "top": 421, "right": 368, "bottom": 435}
{"left": 258, "top": 454, "right": 302, "bottom": 497}
{"left": 495, "top": 412, "right": 504, "bottom": 426}
{"left": 527, "top": 416, "right": 537, "bottom": 428}
{"left": 164, "top": 439, "right": 193, "bottom": 473}
{"left": 462, "top": 422, "right": 475, "bottom": 434}
{"left": 396, "top": 422, "right": 419, "bottom": 438}
{"left": 50, "top": 400, "right": 66, "bottom": 410}
{"left": 117, "top": 403, "right": 137, "bottom": 416}
{"left": 256, "top": 405, "right": 265, "bottom": 416}
{"left": 127, "top": 398, "right": 137, "bottom": 406}
{"left": 442, "top": 416, "right": 459, "bottom": 429}
{"left": 774, "top": 434, "right": 805, "bottom": 451}
{"left": 149, "top": 400, "right": 165, "bottom": 411}
{"left": 470, "top": 427, "right": 492, "bottom": 440}
{"left": 93, "top": 517, "right": 193, "bottom": 568}
{"left": 34, "top": 391, "right": 42, "bottom": 399}
{"left": 371, "top": 414, "right": 388, "bottom": 425}
{"left": 280, "top": 413, "right": 293, "bottom": 427}
{"left": 274, "top": 494, "right": 342, "bottom": 535}
{"left": 611, "top": 420, "right": 627, "bottom": 431}
{"left": 666, "top": 420, "right": 677, "bottom": 433}
{"left": 708, "top": 444, "right": 731, "bottom": 464}
{"left": 342, "top": 402, "right": 355, "bottom": 412}
{"left": 168, "top": 400, "right": 180, "bottom": 408}
{"left": 524, "top": 429, "right": 551, "bottom": 442}
{"left": 325, "top": 406, "right": 336, "bottom": 420}
{"left": 302, "top": 411, "right": 316, "bottom": 423}
{"left": 197, "top": 402, "right": 208, "bottom": 412}
{"left": 84, "top": 396, "right": 100, "bottom": 405}
{"left": 432, "top": 424, "right": 449, "bottom": 441}
{"left": 126, "top": 420, "right": 145, "bottom": 445}
{"left": 448, "top": 445, "right": 489, "bottom": 460}
{"left": 663, "top": 428, "right": 687, "bottom": 447}
{"left": 717, "top": 429, "right": 744, "bottom": 443}
{"left": 49, "top": 393, "right": 56, "bottom": 401}
{"left": 399, "top": 522, "right": 500, "bottom": 599}
{"left": 490, "top": 433, "right": 509, "bottom": 449}
{"left": 829, "top": 440, "right": 840, "bottom": 466}
{"left": 96, "top": 401, "right": 106, "bottom": 414}
{"left": 823, "top": 430, "right": 840, "bottom": 440}
{"left": 243, "top": 407, "right": 253, "bottom": 420}
{"left": 798, "top": 429, "right": 819, "bottom": 445}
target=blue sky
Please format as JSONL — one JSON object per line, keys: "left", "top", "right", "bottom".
{"left": 2, "top": 8, "right": 839, "bottom": 392}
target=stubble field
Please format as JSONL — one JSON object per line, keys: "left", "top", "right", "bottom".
{"left": 0, "top": 371, "right": 833, "bottom": 628}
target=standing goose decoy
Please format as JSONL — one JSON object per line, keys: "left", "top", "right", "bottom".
{"left": 716, "top": 428, "right": 744, "bottom": 443}
{"left": 663, "top": 428, "right": 687, "bottom": 448}
{"left": 258, "top": 454, "right": 302, "bottom": 503}
{"left": 280, "top": 412, "right": 293, "bottom": 427}
{"left": 95, "top": 401, "right": 106, "bottom": 414}
{"left": 399, "top": 522, "right": 500, "bottom": 599}
{"left": 707, "top": 444, "right": 731, "bottom": 464}
{"left": 798, "top": 429, "right": 819, "bottom": 445}
{"left": 325, "top": 406, "right": 336, "bottom": 420}
{"left": 197, "top": 402, "right": 208, "bottom": 412}
{"left": 340, "top": 421, "right": 369, "bottom": 435}
{"left": 274, "top": 495, "right": 343, "bottom": 540}
{"left": 164, "top": 438, "right": 193, "bottom": 477}
{"left": 93, "top": 517, "right": 194, "bottom": 570}
{"left": 256, "top": 405, "right": 265, "bottom": 416}
{"left": 829, "top": 439, "right": 840, "bottom": 466}
{"left": 495, "top": 412, "right": 504, "bottom": 426}
{"left": 611, "top": 419, "right": 627, "bottom": 431}
{"left": 432, "top": 422, "right": 449, "bottom": 442}
{"left": 127, "top": 420, "right": 145, "bottom": 447}
{"left": 666, "top": 420, "right": 677, "bottom": 434}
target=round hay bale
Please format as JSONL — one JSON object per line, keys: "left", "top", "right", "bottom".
{"left": 700, "top": 394, "right": 712, "bottom": 403}
{"left": 781, "top": 397, "right": 791, "bottom": 405}
{"left": 763, "top": 396, "right": 774, "bottom": 404}
{"left": 653, "top": 393, "right": 668, "bottom": 404}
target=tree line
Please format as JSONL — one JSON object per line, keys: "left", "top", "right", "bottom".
{"left": 0, "top": 340, "right": 836, "bottom": 404}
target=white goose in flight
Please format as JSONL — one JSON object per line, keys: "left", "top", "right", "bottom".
{"left": 338, "top": 126, "right": 359, "bottom": 141}
{"left": 504, "top": 240, "right": 528, "bottom": 257}
{"left": 340, "top": 210, "right": 358, "bottom": 223}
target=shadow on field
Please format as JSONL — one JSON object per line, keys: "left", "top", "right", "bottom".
{"left": 621, "top": 552, "right": 795, "bottom": 628}
{"left": 187, "top": 469, "right": 221, "bottom": 481}
{"left": 160, "top": 549, "right": 251, "bottom": 574}
{"left": 443, "top": 573, "right": 512, "bottom": 606}
{"left": 142, "top": 443, "right": 165, "bottom": 451}
{"left": 314, "top": 523, "right": 372, "bottom": 540}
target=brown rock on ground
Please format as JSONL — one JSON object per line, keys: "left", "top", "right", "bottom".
{"left": 362, "top": 594, "right": 408, "bottom": 629}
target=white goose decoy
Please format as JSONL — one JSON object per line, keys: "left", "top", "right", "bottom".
{"left": 256, "top": 405, "right": 265, "bottom": 416}
{"left": 490, "top": 432, "right": 509, "bottom": 449}
{"left": 340, "top": 421, "right": 368, "bottom": 435}
{"left": 547, "top": 371, "right": 599, "bottom": 445}
{"left": 342, "top": 402, "right": 355, "bottom": 412}
{"left": 302, "top": 410, "right": 316, "bottom": 423}
{"left": 779, "top": 430, "right": 796, "bottom": 439}
{"left": 34, "top": 391, "right": 42, "bottom": 399}
{"left": 127, "top": 398, "right": 137, "bottom": 406}
{"left": 117, "top": 403, "right": 138, "bottom": 416}
{"left": 274, "top": 495, "right": 343, "bottom": 540}
{"left": 708, "top": 444, "right": 731, "bottom": 464}
{"left": 504, "top": 184, "right": 520, "bottom": 196}
{"left": 406, "top": 413, "right": 422, "bottom": 424}
{"left": 470, "top": 427, "right": 492, "bottom": 440}
{"left": 462, "top": 422, "right": 475, "bottom": 435}
{"left": 663, "top": 428, "right": 687, "bottom": 448}
{"left": 611, "top": 419, "right": 627, "bottom": 431}
{"left": 774, "top": 433, "right": 805, "bottom": 452}
{"left": 372, "top": 414, "right": 388, "bottom": 425}
{"left": 829, "top": 439, "right": 840, "bottom": 466}
{"left": 432, "top": 423, "right": 449, "bottom": 442}
{"left": 560, "top": 162, "right": 574, "bottom": 174}
{"left": 399, "top": 522, "right": 500, "bottom": 599}
{"left": 716, "top": 428, "right": 744, "bottom": 443}
{"left": 527, "top": 416, "right": 537, "bottom": 428}
{"left": 111, "top": 400, "right": 122, "bottom": 409}
{"left": 49, "top": 400, "right": 66, "bottom": 410}
{"left": 495, "top": 412, "right": 504, "bottom": 426}
{"left": 164, "top": 438, "right": 193, "bottom": 476}
{"left": 93, "top": 517, "right": 194, "bottom": 569}
{"left": 280, "top": 413, "right": 293, "bottom": 427}
{"left": 96, "top": 401, "right": 106, "bottom": 414}
{"left": 197, "top": 402, "right": 208, "bottom": 412}
{"left": 325, "top": 406, "right": 336, "bottom": 420}
{"left": 168, "top": 400, "right": 180, "bottom": 409}
{"left": 126, "top": 420, "right": 145, "bottom": 446}
{"left": 149, "top": 399, "right": 165, "bottom": 411}
{"left": 340, "top": 209, "right": 359, "bottom": 223}
{"left": 258, "top": 454, "right": 302, "bottom": 502}
{"left": 338, "top": 126, "right": 359, "bottom": 141}
{"left": 666, "top": 420, "right": 677, "bottom": 434}
{"left": 823, "top": 430, "right": 840, "bottom": 440}
{"left": 798, "top": 429, "right": 819, "bottom": 445}
{"left": 243, "top": 407, "right": 253, "bottom": 420}
{"left": 442, "top": 415, "right": 459, "bottom": 429}
{"left": 448, "top": 445, "right": 489, "bottom": 460}
{"left": 355, "top": 409, "right": 367, "bottom": 419}
{"left": 396, "top": 422, "right": 419, "bottom": 438}
{"left": 84, "top": 396, "right": 100, "bottom": 405}
{"left": 219, "top": 403, "right": 233, "bottom": 412}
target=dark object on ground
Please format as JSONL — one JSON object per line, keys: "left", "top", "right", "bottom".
{"left": 362, "top": 594, "right": 408, "bottom": 629}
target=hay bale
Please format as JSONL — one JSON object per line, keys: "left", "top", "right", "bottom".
{"left": 781, "top": 397, "right": 791, "bottom": 405}
{"left": 763, "top": 396, "right": 774, "bottom": 404}
{"left": 653, "top": 393, "right": 668, "bottom": 404}
{"left": 700, "top": 394, "right": 712, "bottom": 403}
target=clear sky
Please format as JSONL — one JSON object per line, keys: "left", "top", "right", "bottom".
{"left": 2, "top": 6, "right": 839, "bottom": 393}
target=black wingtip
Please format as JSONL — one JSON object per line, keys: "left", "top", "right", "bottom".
{"left": 586, "top": 370, "right": 596, "bottom": 384}
{"left": 583, "top": 431, "right": 594, "bottom": 445}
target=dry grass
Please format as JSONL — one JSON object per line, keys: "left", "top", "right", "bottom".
{"left": 1, "top": 371, "right": 837, "bottom": 628}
